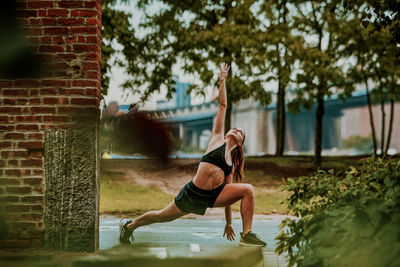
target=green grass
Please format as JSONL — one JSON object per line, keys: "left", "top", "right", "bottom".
{"left": 100, "top": 171, "right": 174, "bottom": 215}
{"left": 100, "top": 170, "right": 290, "bottom": 216}
{"left": 231, "top": 189, "right": 289, "bottom": 214}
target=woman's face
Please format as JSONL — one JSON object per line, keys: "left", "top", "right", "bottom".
{"left": 225, "top": 127, "right": 245, "bottom": 145}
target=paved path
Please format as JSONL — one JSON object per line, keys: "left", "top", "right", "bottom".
{"left": 100, "top": 215, "right": 288, "bottom": 266}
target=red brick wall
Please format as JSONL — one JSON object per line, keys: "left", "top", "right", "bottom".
{"left": 0, "top": 0, "right": 101, "bottom": 248}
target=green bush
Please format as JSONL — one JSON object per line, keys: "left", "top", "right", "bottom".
{"left": 275, "top": 157, "right": 400, "bottom": 267}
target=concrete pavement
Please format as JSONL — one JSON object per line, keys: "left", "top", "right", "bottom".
{"left": 100, "top": 214, "right": 289, "bottom": 266}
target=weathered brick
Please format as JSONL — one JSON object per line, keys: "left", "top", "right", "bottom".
{"left": 71, "top": 98, "right": 97, "bottom": 106}
{"left": 0, "top": 80, "right": 12, "bottom": 87}
{"left": 14, "top": 80, "right": 40, "bottom": 88}
{"left": 28, "top": 133, "right": 43, "bottom": 140}
{"left": 73, "top": 44, "right": 97, "bottom": 52}
{"left": 59, "top": 89, "right": 85, "bottom": 96}
{"left": 21, "top": 196, "right": 43, "bottom": 203}
{"left": 16, "top": 115, "right": 42, "bottom": 123}
{"left": 4, "top": 133, "right": 25, "bottom": 139}
{"left": 3, "top": 99, "right": 16, "bottom": 105}
{"left": 47, "top": 9, "right": 69, "bottom": 17}
{"left": 83, "top": 62, "right": 99, "bottom": 71}
{"left": 86, "top": 89, "right": 98, "bottom": 96}
{"left": 20, "top": 214, "right": 43, "bottom": 221}
{"left": 39, "top": 45, "right": 64, "bottom": 53}
{"left": 86, "top": 18, "right": 98, "bottom": 26}
{"left": 0, "top": 179, "right": 20, "bottom": 185}
{"left": 43, "top": 98, "right": 58, "bottom": 105}
{"left": 44, "top": 27, "right": 69, "bottom": 35}
{"left": 43, "top": 116, "right": 70, "bottom": 123}
{"left": 28, "top": 151, "right": 42, "bottom": 159}
{"left": 17, "top": 10, "right": 37, "bottom": 18}
{"left": 33, "top": 169, "right": 43, "bottom": 175}
{"left": 20, "top": 159, "right": 42, "bottom": 167}
{"left": 5, "top": 169, "right": 30, "bottom": 176}
{"left": 16, "top": 124, "right": 39, "bottom": 131}
{"left": 41, "top": 80, "right": 67, "bottom": 87}
{"left": 0, "top": 196, "right": 19, "bottom": 203}
{"left": 31, "top": 205, "right": 43, "bottom": 212}
{"left": 13, "top": 222, "right": 36, "bottom": 230}
{"left": 18, "top": 142, "right": 43, "bottom": 150}
{"left": 1, "top": 150, "right": 28, "bottom": 158}
{"left": 30, "top": 107, "right": 56, "bottom": 113}
{"left": 8, "top": 160, "right": 19, "bottom": 167}
{"left": 0, "top": 107, "right": 22, "bottom": 114}
{"left": 59, "top": 1, "right": 84, "bottom": 8}
{"left": 6, "top": 187, "right": 32, "bottom": 194}
{"left": 71, "top": 26, "right": 97, "bottom": 34}
{"left": 58, "top": 107, "right": 84, "bottom": 114}
{"left": 40, "top": 88, "right": 58, "bottom": 95}
{"left": 23, "top": 178, "right": 43, "bottom": 186}
{"left": 0, "top": 142, "right": 12, "bottom": 149}
{"left": 4, "top": 205, "right": 30, "bottom": 212}
{"left": 41, "top": 18, "right": 56, "bottom": 26}
{"left": 71, "top": 10, "right": 97, "bottom": 17}
{"left": 27, "top": 1, "right": 54, "bottom": 9}
{"left": 3, "top": 89, "right": 29, "bottom": 97}
{"left": 0, "top": 116, "right": 9, "bottom": 123}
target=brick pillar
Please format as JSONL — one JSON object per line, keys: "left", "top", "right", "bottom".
{"left": 0, "top": 0, "right": 102, "bottom": 251}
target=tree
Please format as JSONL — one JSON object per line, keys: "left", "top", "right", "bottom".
{"left": 288, "top": 0, "right": 355, "bottom": 167}
{"left": 101, "top": 0, "right": 146, "bottom": 98}
{"left": 134, "top": 0, "right": 272, "bottom": 132}
{"left": 257, "top": 0, "right": 299, "bottom": 156}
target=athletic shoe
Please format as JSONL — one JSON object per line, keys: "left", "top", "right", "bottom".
{"left": 239, "top": 231, "right": 267, "bottom": 247}
{"left": 119, "top": 219, "right": 133, "bottom": 244}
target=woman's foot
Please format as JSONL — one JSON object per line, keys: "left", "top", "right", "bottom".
{"left": 119, "top": 219, "right": 133, "bottom": 244}
{"left": 239, "top": 231, "right": 266, "bottom": 247}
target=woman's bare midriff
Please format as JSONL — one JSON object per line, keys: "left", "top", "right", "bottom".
{"left": 192, "top": 162, "right": 225, "bottom": 190}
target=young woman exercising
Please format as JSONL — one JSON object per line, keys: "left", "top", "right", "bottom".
{"left": 119, "top": 63, "right": 266, "bottom": 247}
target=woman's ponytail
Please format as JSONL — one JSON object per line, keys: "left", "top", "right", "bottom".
{"left": 231, "top": 145, "right": 245, "bottom": 183}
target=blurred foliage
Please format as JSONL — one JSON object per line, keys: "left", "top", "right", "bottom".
{"left": 100, "top": 112, "right": 173, "bottom": 162}
{"left": 342, "top": 135, "right": 373, "bottom": 152}
{"left": 275, "top": 157, "right": 400, "bottom": 267}
{"left": 0, "top": 0, "right": 43, "bottom": 78}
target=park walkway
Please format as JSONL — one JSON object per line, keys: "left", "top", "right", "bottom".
{"left": 100, "top": 215, "right": 288, "bottom": 266}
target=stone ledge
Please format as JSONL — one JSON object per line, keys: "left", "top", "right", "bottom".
{"left": 73, "top": 243, "right": 263, "bottom": 267}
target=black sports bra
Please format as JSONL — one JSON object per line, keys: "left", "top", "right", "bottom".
{"left": 200, "top": 143, "right": 233, "bottom": 177}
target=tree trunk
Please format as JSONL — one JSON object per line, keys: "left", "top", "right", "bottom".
{"left": 224, "top": 102, "right": 232, "bottom": 134}
{"left": 380, "top": 99, "right": 385, "bottom": 156}
{"left": 314, "top": 89, "right": 324, "bottom": 169}
{"left": 275, "top": 80, "right": 286, "bottom": 156}
{"left": 364, "top": 79, "right": 377, "bottom": 155}
{"left": 384, "top": 99, "right": 394, "bottom": 155}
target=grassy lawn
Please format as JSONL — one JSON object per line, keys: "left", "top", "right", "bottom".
{"left": 100, "top": 171, "right": 175, "bottom": 215}
{"left": 100, "top": 169, "right": 290, "bottom": 216}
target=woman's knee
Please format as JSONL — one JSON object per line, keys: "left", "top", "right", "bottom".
{"left": 243, "top": 184, "right": 255, "bottom": 198}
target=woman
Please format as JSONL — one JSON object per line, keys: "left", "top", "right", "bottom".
{"left": 119, "top": 63, "right": 266, "bottom": 247}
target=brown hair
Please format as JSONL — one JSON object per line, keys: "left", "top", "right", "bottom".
{"left": 231, "top": 128, "right": 245, "bottom": 183}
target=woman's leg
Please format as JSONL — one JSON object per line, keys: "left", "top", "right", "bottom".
{"left": 127, "top": 201, "right": 187, "bottom": 231}
{"left": 213, "top": 183, "right": 255, "bottom": 235}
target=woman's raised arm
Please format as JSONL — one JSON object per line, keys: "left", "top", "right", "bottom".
{"left": 211, "top": 63, "right": 230, "bottom": 136}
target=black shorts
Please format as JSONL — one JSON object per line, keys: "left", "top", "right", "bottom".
{"left": 174, "top": 181, "right": 226, "bottom": 215}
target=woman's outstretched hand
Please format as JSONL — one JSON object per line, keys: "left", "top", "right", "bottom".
{"left": 219, "top": 63, "right": 230, "bottom": 82}
{"left": 223, "top": 224, "right": 236, "bottom": 241}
